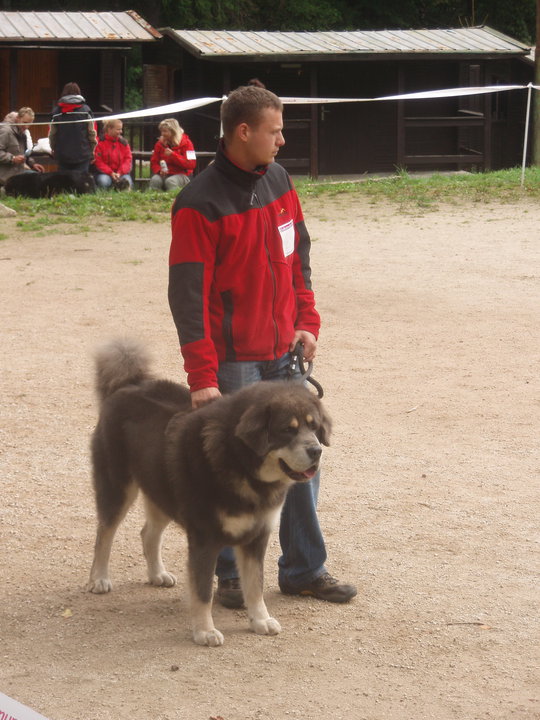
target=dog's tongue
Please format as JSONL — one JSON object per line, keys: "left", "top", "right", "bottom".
{"left": 302, "top": 466, "right": 317, "bottom": 479}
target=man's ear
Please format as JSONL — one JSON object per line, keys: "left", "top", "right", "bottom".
{"left": 235, "top": 404, "right": 270, "bottom": 456}
{"left": 237, "top": 122, "right": 250, "bottom": 143}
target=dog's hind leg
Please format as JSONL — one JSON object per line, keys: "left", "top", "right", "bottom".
{"left": 187, "top": 539, "right": 224, "bottom": 647}
{"left": 87, "top": 482, "right": 138, "bottom": 593}
{"left": 140, "top": 497, "right": 176, "bottom": 588}
{"left": 235, "top": 533, "right": 281, "bottom": 637}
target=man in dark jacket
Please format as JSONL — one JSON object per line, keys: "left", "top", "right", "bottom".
{"left": 168, "top": 85, "right": 357, "bottom": 608}
{"left": 49, "top": 82, "right": 96, "bottom": 173}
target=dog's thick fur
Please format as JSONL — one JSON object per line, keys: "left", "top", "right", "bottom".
{"left": 5, "top": 170, "right": 96, "bottom": 198}
{"left": 88, "top": 339, "right": 331, "bottom": 646}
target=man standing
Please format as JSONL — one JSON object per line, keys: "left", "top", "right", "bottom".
{"left": 168, "top": 85, "right": 356, "bottom": 608}
{"left": 0, "top": 108, "right": 44, "bottom": 186}
{"left": 49, "top": 82, "right": 96, "bottom": 173}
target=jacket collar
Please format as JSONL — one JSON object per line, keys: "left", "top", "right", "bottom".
{"left": 214, "top": 139, "right": 267, "bottom": 190}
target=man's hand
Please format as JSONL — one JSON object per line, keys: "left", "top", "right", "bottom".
{"left": 191, "top": 387, "right": 221, "bottom": 409}
{"left": 12, "top": 155, "right": 25, "bottom": 165}
{"left": 33, "top": 163, "right": 45, "bottom": 173}
{"left": 290, "top": 330, "right": 317, "bottom": 362}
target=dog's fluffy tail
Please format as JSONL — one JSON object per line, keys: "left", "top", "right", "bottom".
{"left": 94, "top": 338, "right": 151, "bottom": 403}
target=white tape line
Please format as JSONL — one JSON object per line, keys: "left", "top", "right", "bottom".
{"left": 281, "top": 97, "right": 371, "bottom": 104}
{"left": 10, "top": 84, "right": 540, "bottom": 126}
{"left": 102, "top": 96, "right": 222, "bottom": 121}
{"left": 0, "top": 691, "right": 51, "bottom": 720}
{"left": 281, "top": 84, "right": 527, "bottom": 104}
{"left": 377, "top": 84, "right": 524, "bottom": 101}
{"left": 8, "top": 96, "right": 222, "bottom": 126}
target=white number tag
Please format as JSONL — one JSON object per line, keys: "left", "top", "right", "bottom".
{"left": 278, "top": 220, "right": 295, "bottom": 257}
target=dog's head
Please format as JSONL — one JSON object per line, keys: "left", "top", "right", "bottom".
{"left": 71, "top": 171, "right": 96, "bottom": 194}
{"left": 235, "top": 383, "right": 332, "bottom": 484}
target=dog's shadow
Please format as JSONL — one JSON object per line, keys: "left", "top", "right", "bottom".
{"left": 58, "top": 579, "right": 265, "bottom": 650}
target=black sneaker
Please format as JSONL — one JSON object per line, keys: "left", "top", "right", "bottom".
{"left": 216, "top": 577, "right": 245, "bottom": 609}
{"left": 280, "top": 572, "right": 357, "bottom": 603}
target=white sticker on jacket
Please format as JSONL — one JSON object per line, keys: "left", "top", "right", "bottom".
{"left": 186, "top": 150, "right": 196, "bottom": 160}
{"left": 278, "top": 220, "right": 295, "bottom": 257}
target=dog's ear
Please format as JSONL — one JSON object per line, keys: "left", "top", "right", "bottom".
{"left": 317, "top": 404, "right": 332, "bottom": 446}
{"left": 235, "top": 404, "right": 270, "bottom": 456}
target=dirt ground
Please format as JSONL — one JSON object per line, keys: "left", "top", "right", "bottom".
{"left": 1, "top": 193, "right": 539, "bottom": 720}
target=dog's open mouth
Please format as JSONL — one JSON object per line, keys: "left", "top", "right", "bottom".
{"left": 279, "top": 459, "right": 318, "bottom": 481}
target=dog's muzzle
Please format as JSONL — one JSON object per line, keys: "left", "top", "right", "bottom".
{"left": 279, "top": 459, "right": 319, "bottom": 482}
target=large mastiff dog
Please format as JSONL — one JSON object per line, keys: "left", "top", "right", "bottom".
{"left": 87, "top": 339, "right": 331, "bottom": 646}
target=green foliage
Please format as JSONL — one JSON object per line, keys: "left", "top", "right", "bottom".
{"left": 1, "top": 0, "right": 534, "bottom": 41}
{"left": 257, "top": 0, "right": 342, "bottom": 31}
{"left": 159, "top": 0, "right": 340, "bottom": 30}
{"left": 332, "top": 0, "right": 535, "bottom": 42}
{"left": 125, "top": 47, "right": 143, "bottom": 112}
{"left": 161, "top": 0, "right": 258, "bottom": 28}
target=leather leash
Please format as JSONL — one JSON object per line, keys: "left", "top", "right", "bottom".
{"left": 287, "top": 341, "right": 324, "bottom": 398}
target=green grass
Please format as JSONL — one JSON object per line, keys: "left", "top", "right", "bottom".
{"left": 295, "top": 166, "right": 540, "bottom": 209}
{"left": 2, "top": 167, "right": 540, "bottom": 233}
{"left": 1, "top": 189, "right": 174, "bottom": 233}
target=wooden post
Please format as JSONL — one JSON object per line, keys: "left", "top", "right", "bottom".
{"left": 533, "top": 0, "right": 540, "bottom": 165}
{"left": 310, "top": 65, "right": 319, "bottom": 179}
{"left": 396, "top": 66, "right": 405, "bottom": 168}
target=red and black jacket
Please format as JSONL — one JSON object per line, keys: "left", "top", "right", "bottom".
{"left": 168, "top": 141, "right": 320, "bottom": 392}
{"left": 49, "top": 94, "right": 96, "bottom": 165}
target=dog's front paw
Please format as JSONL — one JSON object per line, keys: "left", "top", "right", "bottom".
{"left": 149, "top": 571, "right": 177, "bottom": 588}
{"left": 87, "top": 578, "right": 112, "bottom": 594}
{"left": 193, "top": 628, "right": 225, "bottom": 647}
{"left": 250, "top": 617, "right": 282, "bottom": 636}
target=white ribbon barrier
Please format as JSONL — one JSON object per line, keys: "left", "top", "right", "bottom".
{"left": 282, "top": 84, "right": 526, "bottom": 104}
{"left": 102, "top": 95, "right": 223, "bottom": 121}
{"left": 12, "top": 83, "right": 540, "bottom": 125}
{"left": 2, "top": 96, "right": 223, "bottom": 126}
{"left": 0, "top": 691, "right": 51, "bottom": 720}
{"left": 6, "top": 83, "right": 540, "bottom": 184}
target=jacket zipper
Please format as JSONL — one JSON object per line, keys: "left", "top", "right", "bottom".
{"left": 252, "top": 189, "right": 279, "bottom": 358}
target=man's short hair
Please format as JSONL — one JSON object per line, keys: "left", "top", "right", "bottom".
{"left": 221, "top": 86, "right": 282, "bottom": 139}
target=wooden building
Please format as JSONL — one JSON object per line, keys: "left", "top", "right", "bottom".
{"left": 0, "top": 11, "right": 160, "bottom": 121}
{"left": 146, "top": 27, "right": 533, "bottom": 175}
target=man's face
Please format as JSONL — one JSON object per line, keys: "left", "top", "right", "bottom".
{"left": 243, "top": 107, "right": 285, "bottom": 168}
{"left": 17, "top": 113, "right": 33, "bottom": 127}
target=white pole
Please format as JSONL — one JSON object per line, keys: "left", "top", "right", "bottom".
{"left": 521, "top": 83, "right": 533, "bottom": 187}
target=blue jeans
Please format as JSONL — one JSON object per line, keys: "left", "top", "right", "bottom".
{"left": 216, "top": 353, "right": 328, "bottom": 589}
{"left": 95, "top": 173, "right": 133, "bottom": 189}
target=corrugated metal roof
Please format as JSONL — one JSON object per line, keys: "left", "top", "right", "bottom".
{"left": 0, "top": 10, "right": 160, "bottom": 42}
{"left": 163, "top": 26, "right": 529, "bottom": 59}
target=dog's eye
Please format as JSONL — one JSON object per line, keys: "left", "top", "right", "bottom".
{"left": 285, "top": 425, "right": 298, "bottom": 435}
